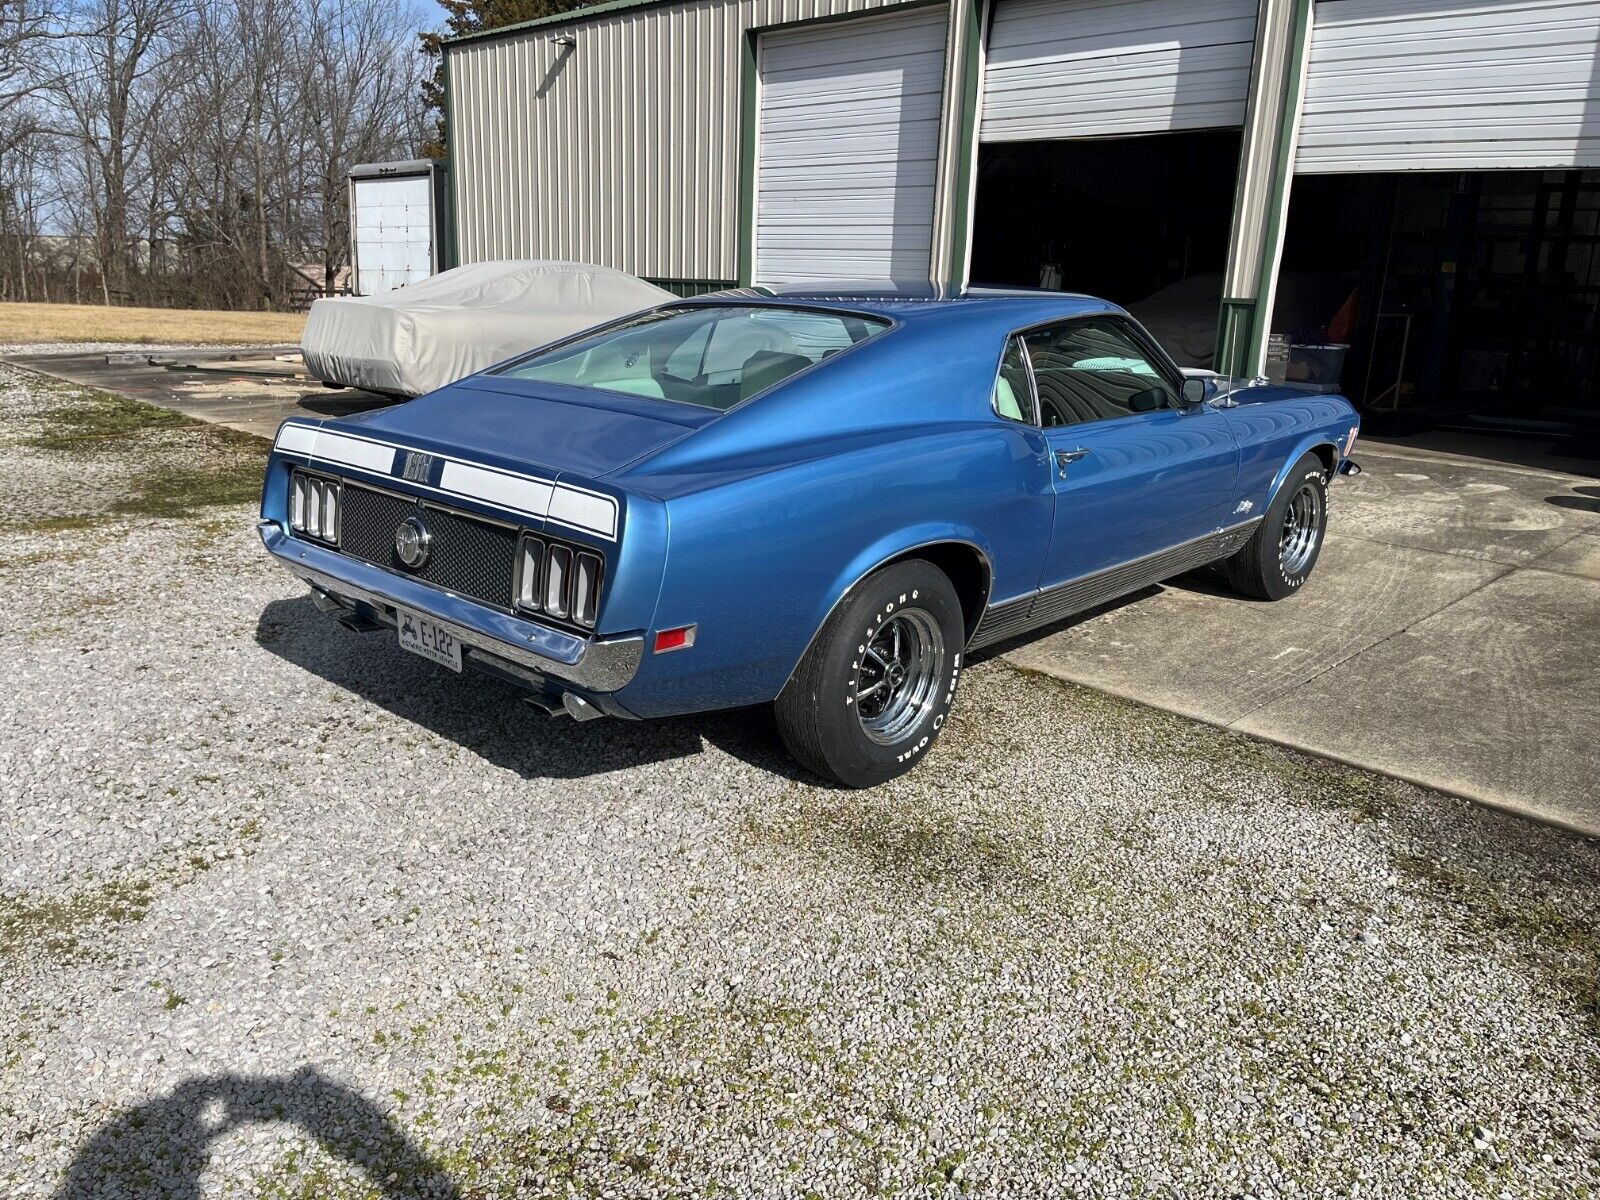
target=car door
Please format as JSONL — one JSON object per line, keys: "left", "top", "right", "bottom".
{"left": 1023, "top": 315, "right": 1240, "bottom": 588}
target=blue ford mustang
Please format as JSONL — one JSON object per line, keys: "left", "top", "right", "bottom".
{"left": 260, "top": 285, "right": 1359, "bottom": 786}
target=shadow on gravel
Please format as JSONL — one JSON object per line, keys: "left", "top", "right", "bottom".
{"left": 53, "top": 1067, "right": 456, "bottom": 1199}
{"left": 965, "top": 584, "right": 1165, "bottom": 665}
{"left": 294, "top": 388, "right": 400, "bottom": 418}
{"left": 254, "top": 596, "right": 816, "bottom": 784}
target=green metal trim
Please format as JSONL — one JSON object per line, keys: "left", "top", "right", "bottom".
{"left": 444, "top": 0, "right": 941, "bottom": 47}
{"left": 646, "top": 278, "right": 739, "bottom": 297}
{"left": 749, "top": 0, "right": 944, "bottom": 38}
{"left": 737, "top": 30, "right": 758, "bottom": 287}
{"left": 946, "top": 0, "right": 984, "bottom": 288}
{"left": 1215, "top": 298, "right": 1256, "bottom": 378}
{"left": 445, "top": 0, "right": 686, "bottom": 46}
{"left": 442, "top": 49, "right": 460, "bottom": 269}
{"left": 1243, "top": 0, "right": 1314, "bottom": 373}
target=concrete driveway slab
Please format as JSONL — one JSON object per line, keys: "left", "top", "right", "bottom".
{"left": 1233, "top": 568, "right": 1600, "bottom": 833}
{"left": 1532, "top": 530, "right": 1600, "bottom": 580}
{"left": 1337, "top": 448, "right": 1596, "bottom": 568}
{"left": 1000, "top": 535, "right": 1506, "bottom": 726}
{"left": 5, "top": 348, "right": 393, "bottom": 439}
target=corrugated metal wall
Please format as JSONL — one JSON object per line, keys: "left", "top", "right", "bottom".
{"left": 1297, "top": 0, "right": 1600, "bottom": 173}
{"left": 980, "top": 0, "right": 1257, "bottom": 142}
{"left": 448, "top": 0, "right": 919, "bottom": 281}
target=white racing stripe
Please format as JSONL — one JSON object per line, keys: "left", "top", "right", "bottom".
{"left": 548, "top": 486, "right": 619, "bottom": 540}
{"left": 273, "top": 422, "right": 620, "bottom": 540}
{"left": 274, "top": 423, "right": 318, "bottom": 455}
{"left": 438, "top": 461, "right": 555, "bottom": 521}
{"left": 313, "top": 431, "right": 397, "bottom": 473}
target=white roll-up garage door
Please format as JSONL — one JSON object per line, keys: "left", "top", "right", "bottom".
{"left": 753, "top": 7, "right": 947, "bottom": 285}
{"left": 1297, "top": 0, "right": 1600, "bottom": 173}
{"left": 352, "top": 175, "right": 435, "bottom": 295}
{"left": 980, "top": 0, "right": 1257, "bottom": 142}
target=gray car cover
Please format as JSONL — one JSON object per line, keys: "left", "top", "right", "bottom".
{"left": 301, "top": 260, "right": 674, "bottom": 397}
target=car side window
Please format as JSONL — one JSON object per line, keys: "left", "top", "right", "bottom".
{"left": 991, "top": 337, "right": 1035, "bottom": 424}
{"left": 1021, "top": 317, "right": 1178, "bottom": 429}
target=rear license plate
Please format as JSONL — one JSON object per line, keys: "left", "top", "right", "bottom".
{"left": 397, "top": 608, "right": 462, "bottom": 672}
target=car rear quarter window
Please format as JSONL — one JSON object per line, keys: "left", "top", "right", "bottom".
{"left": 498, "top": 304, "right": 889, "bottom": 411}
{"left": 992, "top": 337, "right": 1035, "bottom": 423}
{"left": 1023, "top": 317, "right": 1178, "bottom": 427}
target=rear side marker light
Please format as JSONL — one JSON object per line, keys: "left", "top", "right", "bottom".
{"left": 654, "top": 625, "right": 697, "bottom": 654}
{"left": 1344, "top": 425, "right": 1359, "bottom": 456}
{"left": 289, "top": 471, "right": 341, "bottom": 545}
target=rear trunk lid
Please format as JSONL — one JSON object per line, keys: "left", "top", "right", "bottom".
{"left": 334, "top": 375, "right": 714, "bottom": 481}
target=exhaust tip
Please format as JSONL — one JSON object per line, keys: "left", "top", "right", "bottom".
{"left": 561, "top": 693, "right": 603, "bottom": 722}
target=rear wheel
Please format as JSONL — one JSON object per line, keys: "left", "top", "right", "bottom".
{"left": 1222, "top": 452, "right": 1329, "bottom": 600}
{"left": 776, "top": 560, "right": 964, "bottom": 788}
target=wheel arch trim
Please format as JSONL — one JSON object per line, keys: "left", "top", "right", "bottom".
{"left": 779, "top": 533, "right": 995, "bottom": 694}
{"left": 1266, "top": 437, "right": 1340, "bottom": 509}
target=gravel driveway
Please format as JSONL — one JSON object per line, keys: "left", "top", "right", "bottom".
{"left": 2, "top": 361, "right": 1599, "bottom": 1199}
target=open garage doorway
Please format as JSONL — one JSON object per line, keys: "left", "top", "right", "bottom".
{"left": 968, "top": 130, "right": 1243, "bottom": 368}
{"left": 1272, "top": 170, "right": 1600, "bottom": 454}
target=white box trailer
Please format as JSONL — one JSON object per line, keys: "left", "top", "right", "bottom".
{"left": 348, "top": 159, "right": 448, "bottom": 296}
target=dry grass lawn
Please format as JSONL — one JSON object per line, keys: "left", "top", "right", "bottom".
{"left": 0, "top": 301, "right": 305, "bottom": 346}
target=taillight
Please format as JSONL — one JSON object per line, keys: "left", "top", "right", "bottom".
{"left": 289, "top": 471, "right": 341, "bottom": 545}
{"left": 515, "top": 532, "right": 603, "bottom": 629}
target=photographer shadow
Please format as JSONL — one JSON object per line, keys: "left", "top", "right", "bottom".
{"left": 54, "top": 1067, "right": 457, "bottom": 1199}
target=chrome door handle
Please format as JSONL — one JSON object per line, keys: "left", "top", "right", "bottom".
{"left": 1054, "top": 447, "right": 1089, "bottom": 476}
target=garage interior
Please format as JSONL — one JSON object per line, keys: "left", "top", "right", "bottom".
{"left": 1272, "top": 169, "right": 1600, "bottom": 453}
{"left": 968, "top": 129, "right": 1242, "bottom": 367}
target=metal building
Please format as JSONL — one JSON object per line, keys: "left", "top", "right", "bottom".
{"left": 442, "top": 0, "right": 1600, "bottom": 442}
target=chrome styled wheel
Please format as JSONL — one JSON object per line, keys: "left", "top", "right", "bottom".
{"left": 855, "top": 608, "right": 946, "bottom": 746}
{"left": 1279, "top": 481, "right": 1323, "bottom": 577}
{"left": 776, "top": 559, "right": 964, "bottom": 788}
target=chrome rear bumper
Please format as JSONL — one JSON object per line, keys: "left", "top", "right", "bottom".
{"left": 258, "top": 521, "right": 643, "bottom": 693}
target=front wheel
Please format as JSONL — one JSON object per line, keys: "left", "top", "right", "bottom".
{"left": 1222, "top": 452, "right": 1329, "bottom": 600}
{"left": 775, "top": 560, "right": 964, "bottom": 788}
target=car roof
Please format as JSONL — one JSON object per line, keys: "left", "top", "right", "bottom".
{"left": 682, "top": 281, "right": 1123, "bottom": 326}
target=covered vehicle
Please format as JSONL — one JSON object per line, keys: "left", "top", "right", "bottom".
{"left": 300, "top": 260, "right": 671, "bottom": 397}
{"left": 260, "top": 285, "right": 1361, "bottom": 787}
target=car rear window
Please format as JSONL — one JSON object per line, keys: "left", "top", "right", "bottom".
{"left": 496, "top": 304, "right": 890, "bottom": 410}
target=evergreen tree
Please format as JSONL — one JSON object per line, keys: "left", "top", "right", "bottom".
{"left": 419, "top": 0, "right": 590, "bottom": 158}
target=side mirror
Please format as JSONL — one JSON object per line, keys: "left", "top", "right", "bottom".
{"left": 1180, "top": 377, "right": 1209, "bottom": 407}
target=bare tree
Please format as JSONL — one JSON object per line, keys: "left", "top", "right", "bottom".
{"left": 1, "top": 0, "right": 70, "bottom": 121}
{"left": 288, "top": 0, "right": 423, "bottom": 297}
{"left": 47, "top": 0, "right": 190, "bottom": 299}
{"left": 10, "top": 0, "right": 427, "bottom": 309}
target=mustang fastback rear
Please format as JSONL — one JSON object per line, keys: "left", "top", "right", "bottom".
{"left": 260, "top": 286, "right": 1360, "bottom": 786}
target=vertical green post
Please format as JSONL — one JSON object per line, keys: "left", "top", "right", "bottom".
{"left": 945, "top": 0, "right": 985, "bottom": 288}
{"left": 736, "top": 32, "right": 759, "bottom": 287}
{"left": 442, "top": 48, "right": 461, "bottom": 270}
{"left": 1213, "top": 0, "right": 1313, "bottom": 379}
{"left": 1244, "top": 0, "right": 1314, "bottom": 373}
